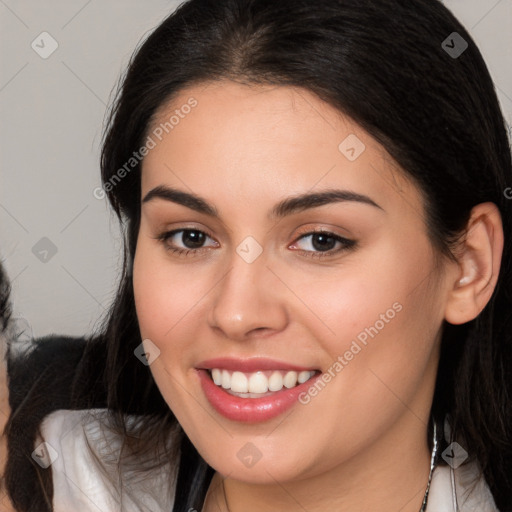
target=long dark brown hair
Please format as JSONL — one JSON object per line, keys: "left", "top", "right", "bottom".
{"left": 7, "top": 0, "right": 512, "bottom": 510}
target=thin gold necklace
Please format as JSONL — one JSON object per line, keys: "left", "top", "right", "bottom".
{"left": 221, "top": 422, "right": 438, "bottom": 512}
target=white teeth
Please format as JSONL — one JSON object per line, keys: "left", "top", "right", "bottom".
{"left": 209, "top": 368, "right": 316, "bottom": 395}
{"left": 248, "top": 372, "right": 268, "bottom": 393}
{"left": 283, "top": 371, "right": 298, "bottom": 388}
{"left": 268, "top": 371, "right": 283, "bottom": 392}
{"left": 231, "top": 371, "right": 248, "bottom": 393}
{"left": 298, "top": 370, "right": 311, "bottom": 384}
{"left": 221, "top": 369, "right": 231, "bottom": 389}
{"left": 211, "top": 368, "right": 222, "bottom": 386}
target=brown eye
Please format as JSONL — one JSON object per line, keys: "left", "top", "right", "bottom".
{"left": 176, "top": 230, "right": 207, "bottom": 249}
{"left": 155, "top": 229, "right": 218, "bottom": 256}
{"left": 291, "top": 230, "right": 356, "bottom": 259}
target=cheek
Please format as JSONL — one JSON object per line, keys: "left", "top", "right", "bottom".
{"left": 133, "top": 242, "right": 204, "bottom": 342}
{"left": 132, "top": 244, "right": 204, "bottom": 419}
{"left": 291, "top": 233, "right": 438, "bottom": 348}
{"left": 299, "top": 236, "right": 442, "bottom": 404}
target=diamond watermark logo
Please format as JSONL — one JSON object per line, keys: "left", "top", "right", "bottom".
{"left": 236, "top": 442, "right": 263, "bottom": 468}
{"left": 338, "top": 134, "right": 366, "bottom": 161}
{"left": 32, "top": 237, "right": 58, "bottom": 263}
{"left": 441, "top": 32, "right": 468, "bottom": 59}
{"left": 441, "top": 442, "right": 468, "bottom": 469}
{"left": 31, "top": 32, "right": 59, "bottom": 59}
{"left": 32, "top": 442, "right": 58, "bottom": 468}
{"left": 236, "top": 236, "right": 263, "bottom": 264}
{"left": 134, "top": 338, "right": 161, "bottom": 366}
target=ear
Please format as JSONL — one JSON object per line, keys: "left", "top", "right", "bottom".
{"left": 444, "top": 202, "right": 504, "bottom": 325}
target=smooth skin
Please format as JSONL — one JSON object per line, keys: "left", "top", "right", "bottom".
{"left": 132, "top": 80, "right": 503, "bottom": 512}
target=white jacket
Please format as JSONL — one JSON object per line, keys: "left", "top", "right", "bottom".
{"left": 37, "top": 409, "right": 500, "bottom": 512}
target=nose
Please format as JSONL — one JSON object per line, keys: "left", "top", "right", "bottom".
{"left": 207, "top": 249, "right": 289, "bottom": 342}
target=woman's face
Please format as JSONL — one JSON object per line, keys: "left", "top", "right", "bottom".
{"left": 133, "top": 80, "right": 455, "bottom": 483}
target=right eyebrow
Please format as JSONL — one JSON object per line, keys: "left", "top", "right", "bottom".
{"left": 142, "top": 185, "right": 219, "bottom": 217}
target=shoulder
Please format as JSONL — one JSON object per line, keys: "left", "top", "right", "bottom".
{"left": 7, "top": 333, "right": 91, "bottom": 411}
{"left": 39, "top": 409, "right": 177, "bottom": 512}
{"left": 428, "top": 461, "right": 500, "bottom": 512}
{"left": 4, "top": 332, "right": 108, "bottom": 510}
{"left": 4, "top": 332, "right": 98, "bottom": 510}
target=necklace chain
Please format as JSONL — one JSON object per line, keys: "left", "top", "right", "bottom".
{"left": 419, "top": 421, "right": 438, "bottom": 512}
{"left": 221, "top": 422, "right": 438, "bottom": 512}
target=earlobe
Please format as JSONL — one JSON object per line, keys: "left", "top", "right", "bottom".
{"left": 444, "top": 202, "right": 504, "bottom": 326}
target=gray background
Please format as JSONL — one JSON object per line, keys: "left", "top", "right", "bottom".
{"left": 1, "top": 1, "right": 511, "bottom": 339}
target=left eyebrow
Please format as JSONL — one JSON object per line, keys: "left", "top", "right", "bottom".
{"left": 141, "top": 185, "right": 384, "bottom": 219}
{"left": 269, "top": 189, "right": 384, "bottom": 219}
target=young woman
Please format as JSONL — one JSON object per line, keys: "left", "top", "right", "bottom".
{"left": 3, "top": 0, "right": 511, "bottom": 511}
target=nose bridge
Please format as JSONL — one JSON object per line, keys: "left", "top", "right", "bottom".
{"left": 208, "top": 241, "right": 287, "bottom": 339}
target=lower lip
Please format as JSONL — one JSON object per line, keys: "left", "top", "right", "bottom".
{"left": 197, "top": 369, "right": 320, "bottom": 423}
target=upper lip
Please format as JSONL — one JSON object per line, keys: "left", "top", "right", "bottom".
{"left": 196, "top": 357, "right": 318, "bottom": 373}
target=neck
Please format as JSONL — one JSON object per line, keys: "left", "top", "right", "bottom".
{"left": 203, "top": 414, "right": 433, "bottom": 512}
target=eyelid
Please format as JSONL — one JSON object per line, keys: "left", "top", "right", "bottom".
{"left": 291, "top": 224, "right": 353, "bottom": 243}
{"left": 292, "top": 224, "right": 351, "bottom": 238}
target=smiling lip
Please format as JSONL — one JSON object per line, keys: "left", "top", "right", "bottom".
{"left": 196, "top": 357, "right": 316, "bottom": 373}
{"left": 195, "top": 357, "right": 321, "bottom": 423}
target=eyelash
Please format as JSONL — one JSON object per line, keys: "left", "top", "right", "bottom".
{"left": 154, "top": 227, "right": 356, "bottom": 260}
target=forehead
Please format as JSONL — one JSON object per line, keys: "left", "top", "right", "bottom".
{"left": 147, "top": 80, "right": 356, "bottom": 153}
{"left": 141, "top": 80, "right": 425, "bottom": 222}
